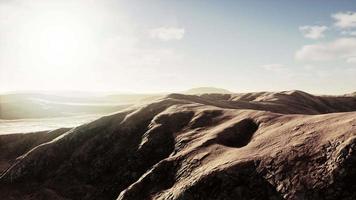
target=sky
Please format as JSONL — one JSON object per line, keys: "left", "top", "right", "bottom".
{"left": 0, "top": 0, "right": 356, "bottom": 94}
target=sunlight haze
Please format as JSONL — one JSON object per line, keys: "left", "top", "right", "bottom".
{"left": 1, "top": 0, "right": 356, "bottom": 94}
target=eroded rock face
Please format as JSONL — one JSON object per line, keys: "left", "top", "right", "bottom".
{"left": 1, "top": 91, "right": 356, "bottom": 200}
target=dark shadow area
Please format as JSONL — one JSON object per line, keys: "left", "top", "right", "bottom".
{"left": 216, "top": 119, "right": 258, "bottom": 148}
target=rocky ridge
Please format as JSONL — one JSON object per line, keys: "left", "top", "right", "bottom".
{"left": 0, "top": 90, "right": 356, "bottom": 200}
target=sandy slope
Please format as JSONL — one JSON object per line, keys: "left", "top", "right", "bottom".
{"left": 0, "top": 90, "right": 355, "bottom": 200}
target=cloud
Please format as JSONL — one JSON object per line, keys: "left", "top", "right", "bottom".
{"left": 261, "top": 64, "right": 286, "bottom": 71}
{"left": 149, "top": 27, "right": 185, "bottom": 41}
{"left": 299, "top": 25, "right": 328, "bottom": 39}
{"left": 295, "top": 37, "right": 356, "bottom": 62}
{"left": 346, "top": 57, "right": 356, "bottom": 63}
{"left": 341, "top": 30, "right": 356, "bottom": 36}
{"left": 332, "top": 12, "right": 356, "bottom": 28}
{"left": 303, "top": 65, "right": 315, "bottom": 70}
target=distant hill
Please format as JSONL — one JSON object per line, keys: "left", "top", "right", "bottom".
{"left": 0, "top": 93, "right": 134, "bottom": 119}
{"left": 183, "top": 87, "right": 232, "bottom": 94}
{"left": 345, "top": 92, "right": 356, "bottom": 97}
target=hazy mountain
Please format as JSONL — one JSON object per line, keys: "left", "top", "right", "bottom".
{"left": 0, "top": 88, "right": 232, "bottom": 120}
{"left": 0, "top": 93, "right": 161, "bottom": 119}
{"left": 183, "top": 87, "right": 232, "bottom": 94}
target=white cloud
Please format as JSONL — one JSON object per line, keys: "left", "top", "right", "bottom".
{"left": 332, "top": 12, "right": 356, "bottom": 28}
{"left": 303, "top": 65, "right": 315, "bottom": 70}
{"left": 346, "top": 57, "right": 356, "bottom": 63}
{"left": 261, "top": 64, "right": 286, "bottom": 71}
{"left": 149, "top": 27, "right": 185, "bottom": 41}
{"left": 295, "top": 37, "right": 356, "bottom": 62}
{"left": 299, "top": 25, "right": 328, "bottom": 39}
{"left": 341, "top": 30, "right": 356, "bottom": 36}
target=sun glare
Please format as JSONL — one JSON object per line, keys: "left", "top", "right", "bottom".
{"left": 16, "top": 10, "right": 94, "bottom": 79}
{"left": 37, "top": 22, "right": 85, "bottom": 65}
{"left": 0, "top": 2, "right": 142, "bottom": 92}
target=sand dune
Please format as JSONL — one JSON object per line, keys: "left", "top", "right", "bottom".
{"left": 0, "top": 90, "right": 356, "bottom": 199}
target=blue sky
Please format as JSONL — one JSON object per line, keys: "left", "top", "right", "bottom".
{"left": 0, "top": 0, "right": 356, "bottom": 94}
